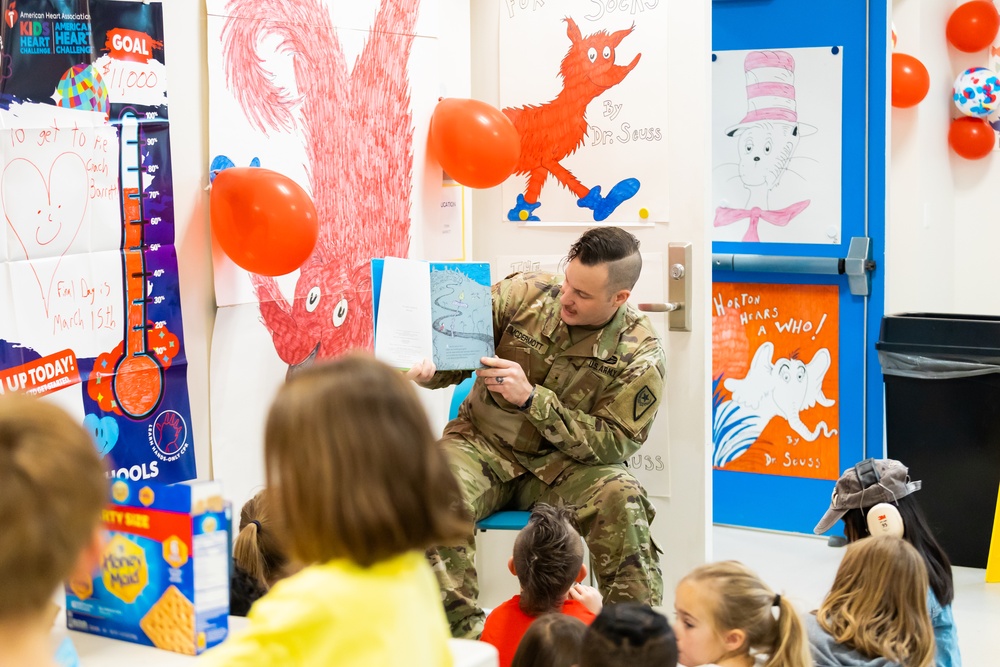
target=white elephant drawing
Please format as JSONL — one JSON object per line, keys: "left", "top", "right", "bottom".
{"left": 725, "top": 341, "right": 837, "bottom": 442}
{"left": 713, "top": 341, "right": 838, "bottom": 467}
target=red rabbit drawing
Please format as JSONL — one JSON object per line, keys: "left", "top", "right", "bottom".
{"left": 504, "top": 18, "right": 642, "bottom": 222}
{"left": 217, "top": 0, "right": 418, "bottom": 373}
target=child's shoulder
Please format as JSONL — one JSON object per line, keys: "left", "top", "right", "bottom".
{"left": 561, "top": 598, "right": 597, "bottom": 623}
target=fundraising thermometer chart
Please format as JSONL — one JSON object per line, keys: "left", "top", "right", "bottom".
{"left": 0, "top": 1, "right": 197, "bottom": 483}
{"left": 114, "top": 113, "right": 164, "bottom": 419}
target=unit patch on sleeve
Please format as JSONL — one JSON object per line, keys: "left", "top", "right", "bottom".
{"left": 634, "top": 386, "right": 657, "bottom": 421}
{"left": 603, "top": 366, "right": 663, "bottom": 437}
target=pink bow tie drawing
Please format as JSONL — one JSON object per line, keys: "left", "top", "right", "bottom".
{"left": 714, "top": 200, "right": 811, "bottom": 242}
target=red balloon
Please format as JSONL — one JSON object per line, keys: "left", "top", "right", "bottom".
{"left": 429, "top": 98, "right": 520, "bottom": 189}
{"left": 891, "top": 53, "right": 930, "bottom": 108}
{"left": 946, "top": 0, "right": 1000, "bottom": 52}
{"left": 210, "top": 167, "right": 319, "bottom": 276}
{"left": 948, "top": 117, "right": 995, "bottom": 159}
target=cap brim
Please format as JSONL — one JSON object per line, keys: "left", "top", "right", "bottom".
{"left": 813, "top": 507, "right": 847, "bottom": 535}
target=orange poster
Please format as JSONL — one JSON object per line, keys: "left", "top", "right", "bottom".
{"left": 712, "top": 283, "right": 840, "bottom": 480}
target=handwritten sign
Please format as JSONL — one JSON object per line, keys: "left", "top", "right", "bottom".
{"left": 0, "top": 106, "right": 123, "bottom": 359}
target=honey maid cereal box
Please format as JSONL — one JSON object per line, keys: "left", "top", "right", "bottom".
{"left": 65, "top": 478, "right": 230, "bottom": 655}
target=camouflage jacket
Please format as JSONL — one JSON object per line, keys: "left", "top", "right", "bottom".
{"left": 425, "top": 272, "right": 666, "bottom": 484}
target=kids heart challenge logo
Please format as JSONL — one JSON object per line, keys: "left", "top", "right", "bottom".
{"left": 2, "top": 153, "right": 89, "bottom": 315}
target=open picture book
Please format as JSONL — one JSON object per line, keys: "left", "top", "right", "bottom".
{"left": 371, "top": 258, "right": 495, "bottom": 371}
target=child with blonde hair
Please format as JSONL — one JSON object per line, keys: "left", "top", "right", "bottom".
{"left": 0, "top": 395, "right": 108, "bottom": 667}
{"left": 481, "top": 503, "right": 602, "bottom": 667}
{"left": 230, "top": 489, "right": 291, "bottom": 616}
{"left": 201, "top": 353, "right": 471, "bottom": 666}
{"left": 673, "top": 561, "right": 811, "bottom": 667}
{"left": 808, "top": 536, "right": 935, "bottom": 667}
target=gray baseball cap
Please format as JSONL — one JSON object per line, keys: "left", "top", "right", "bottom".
{"left": 813, "top": 458, "right": 922, "bottom": 535}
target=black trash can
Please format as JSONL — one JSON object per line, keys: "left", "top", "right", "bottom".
{"left": 877, "top": 313, "right": 1000, "bottom": 569}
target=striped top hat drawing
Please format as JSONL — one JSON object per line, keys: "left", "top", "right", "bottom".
{"left": 726, "top": 50, "right": 816, "bottom": 137}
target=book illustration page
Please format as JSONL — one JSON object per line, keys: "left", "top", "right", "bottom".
{"left": 431, "top": 263, "right": 493, "bottom": 371}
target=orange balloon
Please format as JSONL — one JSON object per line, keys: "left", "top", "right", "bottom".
{"left": 948, "top": 117, "right": 995, "bottom": 159}
{"left": 210, "top": 167, "right": 319, "bottom": 276}
{"left": 891, "top": 53, "right": 930, "bottom": 108}
{"left": 429, "top": 98, "right": 520, "bottom": 189}
{"left": 946, "top": 0, "right": 1000, "bottom": 52}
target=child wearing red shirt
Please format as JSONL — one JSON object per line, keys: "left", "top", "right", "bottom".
{"left": 480, "top": 504, "right": 602, "bottom": 667}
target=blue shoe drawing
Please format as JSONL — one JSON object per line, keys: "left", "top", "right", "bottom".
{"left": 209, "top": 155, "right": 261, "bottom": 182}
{"left": 507, "top": 193, "right": 542, "bottom": 222}
{"left": 577, "top": 178, "right": 641, "bottom": 221}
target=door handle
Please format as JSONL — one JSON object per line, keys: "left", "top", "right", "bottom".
{"left": 639, "top": 242, "right": 691, "bottom": 332}
{"left": 711, "top": 236, "right": 875, "bottom": 296}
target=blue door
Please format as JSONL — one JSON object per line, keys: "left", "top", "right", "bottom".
{"left": 711, "top": 0, "right": 887, "bottom": 535}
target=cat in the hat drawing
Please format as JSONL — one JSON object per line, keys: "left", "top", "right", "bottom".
{"left": 715, "top": 51, "right": 815, "bottom": 243}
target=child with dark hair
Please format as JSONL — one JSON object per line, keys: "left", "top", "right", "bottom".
{"left": 580, "top": 602, "right": 678, "bottom": 667}
{"left": 230, "top": 489, "right": 291, "bottom": 616}
{"left": 0, "top": 395, "right": 108, "bottom": 667}
{"left": 480, "top": 504, "right": 602, "bottom": 667}
{"left": 201, "top": 353, "right": 471, "bottom": 666}
{"left": 814, "top": 458, "right": 959, "bottom": 667}
{"left": 510, "top": 614, "right": 587, "bottom": 667}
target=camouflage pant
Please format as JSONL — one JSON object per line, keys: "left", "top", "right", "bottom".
{"left": 426, "top": 436, "right": 663, "bottom": 639}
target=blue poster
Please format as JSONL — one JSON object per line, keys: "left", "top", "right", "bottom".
{"left": 0, "top": 0, "right": 195, "bottom": 483}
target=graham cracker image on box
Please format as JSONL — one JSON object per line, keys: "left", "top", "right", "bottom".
{"left": 139, "top": 585, "right": 196, "bottom": 655}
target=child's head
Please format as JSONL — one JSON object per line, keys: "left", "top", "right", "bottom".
{"left": 814, "top": 457, "right": 954, "bottom": 606}
{"left": 818, "top": 535, "right": 934, "bottom": 667}
{"left": 0, "top": 395, "right": 107, "bottom": 621}
{"left": 511, "top": 613, "right": 587, "bottom": 667}
{"left": 233, "top": 489, "right": 289, "bottom": 588}
{"left": 814, "top": 458, "right": 921, "bottom": 542}
{"left": 264, "top": 353, "right": 470, "bottom": 567}
{"left": 510, "top": 503, "right": 585, "bottom": 615}
{"left": 674, "top": 561, "right": 809, "bottom": 667}
{"left": 580, "top": 603, "right": 676, "bottom": 667}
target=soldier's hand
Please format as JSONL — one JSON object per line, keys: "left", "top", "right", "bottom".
{"left": 568, "top": 583, "right": 603, "bottom": 615}
{"left": 477, "top": 356, "right": 532, "bottom": 407}
{"left": 404, "top": 358, "right": 437, "bottom": 384}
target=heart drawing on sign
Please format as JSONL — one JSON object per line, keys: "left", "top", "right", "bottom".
{"left": 2, "top": 153, "right": 90, "bottom": 316}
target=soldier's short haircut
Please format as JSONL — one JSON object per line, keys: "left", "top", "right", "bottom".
{"left": 580, "top": 603, "right": 678, "bottom": 667}
{"left": 566, "top": 227, "right": 642, "bottom": 294}
{"left": 512, "top": 504, "right": 584, "bottom": 616}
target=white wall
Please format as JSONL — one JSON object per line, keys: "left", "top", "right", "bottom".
{"left": 163, "top": 1, "right": 213, "bottom": 480}
{"left": 888, "top": 1, "right": 1000, "bottom": 315}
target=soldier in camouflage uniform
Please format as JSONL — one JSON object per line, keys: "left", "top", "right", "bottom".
{"left": 414, "top": 227, "right": 665, "bottom": 639}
